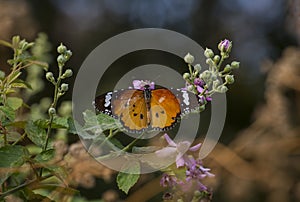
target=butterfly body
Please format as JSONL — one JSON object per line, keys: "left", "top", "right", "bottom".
{"left": 94, "top": 86, "right": 199, "bottom": 133}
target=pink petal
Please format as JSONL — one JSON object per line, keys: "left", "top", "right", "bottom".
{"left": 189, "top": 143, "right": 201, "bottom": 151}
{"left": 163, "top": 134, "right": 177, "bottom": 147}
{"left": 175, "top": 156, "right": 185, "bottom": 168}
{"left": 132, "top": 80, "right": 142, "bottom": 90}
{"left": 155, "top": 147, "right": 177, "bottom": 158}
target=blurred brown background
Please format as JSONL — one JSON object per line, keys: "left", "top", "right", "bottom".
{"left": 0, "top": 0, "right": 299, "bottom": 201}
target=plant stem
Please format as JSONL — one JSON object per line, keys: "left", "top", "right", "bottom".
{"left": 122, "top": 132, "right": 145, "bottom": 152}
{"left": 0, "top": 174, "right": 52, "bottom": 199}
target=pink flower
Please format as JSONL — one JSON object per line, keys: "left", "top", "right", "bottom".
{"left": 132, "top": 80, "right": 155, "bottom": 90}
{"left": 155, "top": 134, "right": 201, "bottom": 168}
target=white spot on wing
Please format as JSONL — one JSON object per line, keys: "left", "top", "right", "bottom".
{"left": 104, "top": 92, "right": 112, "bottom": 107}
{"left": 182, "top": 91, "right": 190, "bottom": 106}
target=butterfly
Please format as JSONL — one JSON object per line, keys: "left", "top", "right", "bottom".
{"left": 93, "top": 80, "right": 200, "bottom": 133}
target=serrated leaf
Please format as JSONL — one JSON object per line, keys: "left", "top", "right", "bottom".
{"left": 7, "top": 97, "right": 23, "bottom": 110}
{"left": 0, "top": 105, "right": 15, "bottom": 121}
{"left": 117, "top": 161, "right": 140, "bottom": 194}
{"left": 25, "top": 120, "right": 47, "bottom": 148}
{"left": 0, "top": 145, "right": 29, "bottom": 185}
{"left": 6, "top": 131, "right": 21, "bottom": 142}
{"left": 34, "top": 149, "right": 55, "bottom": 163}
{"left": 35, "top": 117, "right": 69, "bottom": 129}
{"left": 52, "top": 116, "right": 69, "bottom": 128}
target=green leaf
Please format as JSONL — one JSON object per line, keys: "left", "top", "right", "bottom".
{"left": 7, "top": 70, "right": 21, "bottom": 85}
{"left": 6, "top": 131, "right": 21, "bottom": 142}
{"left": 52, "top": 116, "right": 69, "bottom": 128}
{"left": 6, "top": 97, "right": 23, "bottom": 110}
{"left": 117, "top": 161, "right": 140, "bottom": 194}
{"left": 25, "top": 120, "right": 47, "bottom": 148}
{"left": 22, "top": 188, "right": 55, "bottom": 202}
{"left": 0, "top": 39, "right": 12, "bottom": 48}
{"left": 11, "top": 79, "right": 32, "bottom": 89}
{"left": 0, "top": 105, "right": 15, "bottom": 121}
{"left": 34, "top": 116, "right": 69, "bottom": 129}
{"left": 5, "top": 120, "right": 26, "bottom": 128}
{"left": 0, "top": 145, "right": 29, "bottom": 185}
{"left": 34, "top": 149, "right": 55, "bottom": 163}
{"left": 69, "top": 118, "right": 95, "bottom": 139}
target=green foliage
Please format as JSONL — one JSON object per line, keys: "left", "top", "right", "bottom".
{"left": 0, "top": 34, "right": 75, "bottom": 201}
{"left": 117, "top": 161, "right": 140, "bottom": 194}
{"left": 0, "top": 145, "right": 29, "bottom": 185}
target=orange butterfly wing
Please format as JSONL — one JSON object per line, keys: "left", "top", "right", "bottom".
{"left": 111, "top": 89, "right": 148, "bottom": 132}
{"left": 150, "top": 88, "right": 181, "bottom": 130}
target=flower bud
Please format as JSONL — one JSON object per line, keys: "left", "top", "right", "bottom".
{"left": 46, "top": 72, "right": 55, "bottom": 82}
{"left": 183, "top": 73, "right": 190, "bottom": 80}
{"left": 206, "top": 58, "right": 214, "bottom": 66}
{"left": 218, "top": 39, "right": 232, "bottom": 54}
{"left": 213, "top": 55, "right": 220, "bottom": 63}
{"left": 225, "top": 75, "right": 234, "bottom": 84}
{"left": 194, "top": 78, "right": 204, "bottom": 86}
{"left": 64, "top": 50, "right": 72, "bottom": 60}
{"left": 184, "top": 53, "right": 194, "bottom": 64}
{"left": 57, "top": 43, "right": 67, "bottom": 54}
{"left": 218, "top": 85, "right": 228, "bottom": 93}
{"left": 204, "top": 48, "right": 214, "bottom": 58}
{"left": 48, "top": 107, "right": 56, "bottom": 115}
{"left": 57, "top": 55, "right": 66, "bottom": 64}
{"left": 62, "top": 69, "right": 73, "bottom": 78}
{"left": 231, "top": 61, "right": 240, "bottom": 69}
{"left": 213, "top": 80, "right": 220, "bottom": 89}
{"left": 223, "top": 64, "right": 232, "bottom": 73}
{"left": 61, "top": 83, "right": 69, "bottom": 91}
{"left": 194, "top": 64, "right": 201, "bottom": 72}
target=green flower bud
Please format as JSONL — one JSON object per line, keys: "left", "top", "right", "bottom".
{"left": 184, "top": 53, "right": 194, "bottom": 64}
{"left": 231, "top": 61, "right": 240, "bottom": 69}
{"left": 213, "top": 55, "right": 220, "bottom": 63}
{"left": 217, "top": 85, "right": 228, "bottom": 93}
{"left": 204, "top": 48, "right": 214, "bottom": 58}
{"left": 57, "top": 55, "right": 66, "bottom": 64}
{"left": 223, "top": 64, "right": 232, "bottom": 73}
{"left": 206, "top": 58, "right": 214, "bottom": 66}
{"left": 64, "top": 50, "right": 72, "bottom": 60}
{"left": 183, "top": 72, "right": 190, "bottom": 80}
{"left": 48, "top": 107, "right": 56, "bottom": 115}
{"left": 194, "top": 64, "right": 201, "bottom": 72}
{"left": 211, "top": 73, "right": 217, "bottom": 81}
{"left": 57, "top": 43, "right": 67, "bottom": 54}
{"left": 62, "top": 69, "right": 73, "bottom": 78}
{"left": 61, "top": 83, "right": 69, "bottom": 91}
{"left": 213, "top": 80, "right": 220, "bottom": 89}
{"left": 0, "top": 70, "right": 5, "bottom": 79}
{"left": 46, "top": 72, "right": 55, "bottom": 82}
{"left": 200, "top": 70, "right": 211, "bottom": 83}
{"left": 225, "top": 75, "right": 234, "bottom": 84}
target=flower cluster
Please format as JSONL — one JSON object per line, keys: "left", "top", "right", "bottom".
{"left": 156, "top": 134, "right": 214, "bottom": 201}
{"left": 183, "top": 39, "right": 239, "bottom": 106}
